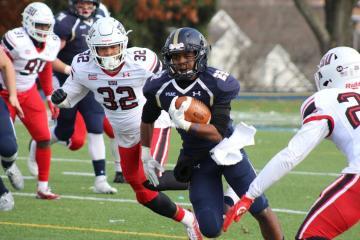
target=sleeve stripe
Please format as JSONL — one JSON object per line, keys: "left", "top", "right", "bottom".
{"left": 2, "top": 35, "right": 14, "bottom": 51}
{"left": 302, "top": 101, "right": 316, "bottom": 119}
{"left": 301, "top": 96, "right": 314, "bottom": 118}
{"left": 152, "top": 59, "right": 162, "bottom": 74}
{"left": 149, "top": 54, "right": 158, "bottom": 72}
{"left": 303, "top": 115, "right": 334, "bottom": 137}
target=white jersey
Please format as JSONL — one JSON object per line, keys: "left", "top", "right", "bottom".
{"left": 62, "top": 47, "right": 169, "bottom": 146}
{"left": 0, "top": 27, "right": 60, "bottom": 92}
{"left": 247, "top": 88, "right": 360, "bottom": 199}
{"left": 301, "top": 88, "right": 360, "bottom": 174}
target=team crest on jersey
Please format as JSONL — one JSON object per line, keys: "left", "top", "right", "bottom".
{"left": 88, "top": 74, "right": 97, "bottom": 80}
{"left": 108, "top": 80, "right": 117, "bottom": 86}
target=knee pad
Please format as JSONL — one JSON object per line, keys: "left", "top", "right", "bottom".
{"left": 197, "top": 209, "right": 222, "bottom": 238}
{"left": 1, "top": 152, "right": 17, "bottom": 163}
{"left": 127, "top": 180, "right": 158, "bottom": 204}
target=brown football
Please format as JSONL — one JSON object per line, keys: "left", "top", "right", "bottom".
{"left": 175, "top": 96, "right": 211, "bottom": 124}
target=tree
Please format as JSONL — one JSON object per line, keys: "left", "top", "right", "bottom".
{"left": 294, "top": 0, "right": 357, "bottom": 54}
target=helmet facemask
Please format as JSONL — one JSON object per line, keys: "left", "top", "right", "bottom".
{"left": 93, "top": 42, "right": 127, "bottom": 71}
{"left": 69, "top": 0, "right": 99, "bottom": 19}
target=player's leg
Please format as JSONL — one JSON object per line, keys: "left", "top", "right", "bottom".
{"left": 146, "top": 127, "right": 188, "bottom": 191}
{"left": 117, "top": 133, "right": 201, "bottom": 239}
{"left": 295, "top": 174, "right": 360, "bottom": 240}
{"left": 67, "top": 111, "right": 87, "bottom": 150}
{"left": 79, "top": 93, "right": 116, "bottom": 194}
{"left": 224, "top": 149, "right": 283, "bottom": 239}
{"left": 0, "top": 98, "right": 23, "bottom": 190}
{"left": 103, "top": 116, "right": 125, "bottom": 183}
{"left": 21, "top": 87, "right": 59, "bottom": 199}
{"left": 188, "top": 151, "right": 224, "bottom": 238}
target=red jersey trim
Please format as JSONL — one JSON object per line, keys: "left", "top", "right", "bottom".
{"left": 303, "top": 115, "right": 334, "bottom": 137}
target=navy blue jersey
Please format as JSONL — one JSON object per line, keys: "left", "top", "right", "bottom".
{"left": 54, "top": 9, "right": 106, "bottom": 83}
{"left": 143, "top": 67, "right": 240, "bottom": 151}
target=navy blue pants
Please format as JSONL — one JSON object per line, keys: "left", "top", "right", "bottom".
{"left": 54, "top": 91, "right": 104, "bottom": 141}
{"left": 0, "top": 97, "right": 17, "bottom": 158}
{"left": 189, "top": 149, "right": 268, "bottom": 238}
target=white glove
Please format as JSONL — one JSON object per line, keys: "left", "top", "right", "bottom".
{"left": 168, "top": 96, "right": 192, "bottom": 131}
{"left": 141, "top": 146, "right": 164, "bottom": 186}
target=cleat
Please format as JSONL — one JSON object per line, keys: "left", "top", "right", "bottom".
{"left": 0, "top": 192, "right": 14, "bottom": 211}
{"left": 113, "top": 171, "right": 126, "bottom": 183}
{"left": 94, "top": 175, "right": 117, "bottom": 194}
{"left": 27, "top": 139, "right": 38, "bottom": 176}
{"left": 36, "top": 188, "right": 60, "bottom": 200}
{"left": 185, "top": 213, "right": 203, "bottom": 240}
{"left": 5, "top": 163, "right": 24, "bottom": 190}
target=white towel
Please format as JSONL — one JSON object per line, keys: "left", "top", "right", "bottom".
{"left": 210, "top": 122, "right": 256, "bottom": 165}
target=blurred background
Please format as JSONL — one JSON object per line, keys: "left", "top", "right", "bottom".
{"left": 1, "top": 0, "right": 360, "bottom": 93}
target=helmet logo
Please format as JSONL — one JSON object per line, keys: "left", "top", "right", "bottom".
{"left": 319, "top": 53, "right": 334, "bottom": 67}
{"left": 336, "top": 66, "right": 343, "bottom": 72}
{"left": 169, "top": 42, "right": 184, "bottom": 51}
{"left": 26, "top": 6, "right": 37, "bottom": 16}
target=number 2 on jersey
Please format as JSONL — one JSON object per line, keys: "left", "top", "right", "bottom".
{"left": 337, "top": 92, "right": 360, "bottom": 129}
{"left": 97, "top": 86, "right": 138, "bottom": 111}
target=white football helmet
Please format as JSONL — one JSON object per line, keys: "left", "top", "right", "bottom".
{"left": 86, "top": 17, "right": 130, "bottom": 70}
{"left": 22, "top": 2, "right": 55, "bottom": 43}
{"left": 314, "top": 46, "right": 360, "bottom": 90}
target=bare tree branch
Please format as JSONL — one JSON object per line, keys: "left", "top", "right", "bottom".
{"left": 294, "top": 0, "right": 330, "bottom": 54}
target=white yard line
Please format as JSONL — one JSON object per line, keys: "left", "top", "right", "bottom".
{"left": 12, "top": 192, "right": 307, "bottom": 215}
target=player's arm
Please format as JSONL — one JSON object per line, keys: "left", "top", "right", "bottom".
{"left": 140, "top": 94, "right": 163, "bottom": 186}
{"left": 51, "top": 72, "right": 89, "bottom": 108}
{"left": 0, "top": 47, "right": 24, "bottom": 118}
{"left": 52, "top": 39, "right": 71, "bottom": 75}
{"left": 223, "top": 119, "right": 330, "bottom": 232}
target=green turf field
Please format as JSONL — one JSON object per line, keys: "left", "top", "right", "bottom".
{"left": 1, "top": 99, "right": 359, "bottom": 240}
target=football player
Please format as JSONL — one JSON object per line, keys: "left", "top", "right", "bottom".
{"left": 223, "top": 46, "right": 360, "bottom": 240}
{"left": 28, "top": 0, "right": 118, "bottom": 193}
{"left": 0, "top": 2, "right": 59, "bottom": 199}
{"left": 140, "top": 27, "right": 284, "bottom": 239}
{"left": 0, "top": 46, "right": 24, "bottom": 211}
{"left": 51, "top": 17, "right": 204, "bottom": 240}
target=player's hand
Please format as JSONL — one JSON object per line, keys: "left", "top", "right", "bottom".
{"left": 141, "top": 146, "right": 164, "bottom": 186}
{"left": 46, "top": 96, "right": 59, "bottom": 120}
{"left": 223, "top": 194, "right": 254, "bottom": 232}
{"left": 8, "top": 94, "right": 24, "bottom": 119}
{"left": 51, "top": 89, "right": 67, "bottom": 105}
{"left": 168, "top": 96, "right": 191, "bottom": 131}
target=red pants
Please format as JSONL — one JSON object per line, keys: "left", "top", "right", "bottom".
{"left": 296, "top": 174, "right": 360, "bottom": 239}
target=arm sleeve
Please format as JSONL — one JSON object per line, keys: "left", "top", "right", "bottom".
{"left": 246, "top": 119, "right": 329, "bottom": 199}
{"left": 210, "top": 102, "right": 231, "bottom": 137}
{"left": 61, "top": 73, "right": 89, "bottom": 107}
{"left": 38, "top": 61, "right": 53, "bottom": 96}
{"left": 141, "top": 96, "right": 162, "bottom": 123}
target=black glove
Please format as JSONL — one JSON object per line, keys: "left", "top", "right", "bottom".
{"left": 51, "top": 89, "right": 67, "bottom": 105}
{"left": 174, "top": 151, "right": 194, "bottom": 183}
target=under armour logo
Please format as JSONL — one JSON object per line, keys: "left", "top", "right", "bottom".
{"left": 193, "top": 164, "right": 200, "bottom": 169}
{"left": 123, "top": 72, "right": 130, "bottom": 77}
{"left": 192, "top": 91, "right": 201, "bottom": 97}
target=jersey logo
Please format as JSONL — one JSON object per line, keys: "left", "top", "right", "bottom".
{"left": 165, "top": 92, "right": 176, "bottom": 97}
{"left": 88, "top": 74, "right": 97, "bottom": 80}
{"left": 122, "top": 72, "right": 130, "bottom": 77}
{"left": 192, "top": 91, "right": 201, "bottom": 97}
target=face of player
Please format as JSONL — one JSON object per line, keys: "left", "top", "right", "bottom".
{"left": 75, "top": 1, "right": 96, "bottom": 18}
{"left": 34, "top": 23, "right": 52, "bottom": 40}
{"left": 96, "top": 45, "right": 121, "bottom": 57}
{"left": 170, "top": 51, "right": 196, "bottom": 78}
